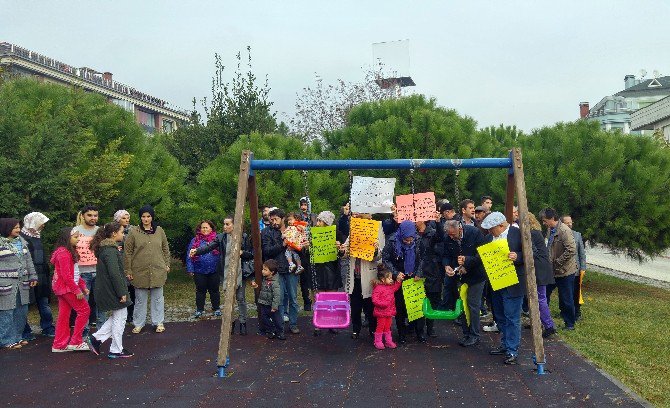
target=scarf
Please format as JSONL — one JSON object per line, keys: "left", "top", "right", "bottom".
{"left": 113, "top": 209, "right": 130, "bottom": 222}
{"left": 0, "top": 236, "right": 22, "bottom": 257}
{"left": 21, "top": 212, "right": 49, "bottom": 238}
{"left": 395, "top": 220, "right": 417, "bottom": 275}
{"left": 193, "top": 231, "right": 219, "bottom": 259}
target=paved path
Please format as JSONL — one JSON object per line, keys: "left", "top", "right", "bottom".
{"left": 1, "top": 318, "right": 647, "bottom": 408}
{"left": 586, "top": 245, "right": 670, "bottom": 287}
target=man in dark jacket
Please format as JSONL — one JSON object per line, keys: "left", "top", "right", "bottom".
{"left": 481, "top": 212, "right": 525, "bottom": 365}
{"left": 416, "top": 221, "right": 442, "bottom": 337}
{"left": 439, "top": 220, "right": 487, "bottom": 347}
{"left": 261, "top": 208, "right": 300, "bottom": 334}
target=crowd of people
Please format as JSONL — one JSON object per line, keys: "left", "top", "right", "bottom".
{"left": 0, "top": 193, "right": 587, "bottom": 365}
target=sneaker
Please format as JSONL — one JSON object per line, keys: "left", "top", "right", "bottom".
{"left": 42, "top": 330, "right": 56, "bottom": 338}
{"left": 51, "top": 347, "right": 69, "bottom": 353}
{"left": 193, "top": 310, "right": 204, "bottom": 318}
{"left": 562, "top": 325, "right": 575, "bottom": 331}
{"left": 276, "top": 334, "right": 287, "bottom": 340}
{"left": 504, "top": 354, "right": 518, "bottom": 365}
{"left": 483, "top": 323, "right": 499, "bottom": 333}
{"left": 290, "top": 326, "right": 300, "bottom": 334}
{"left": 67, "top": 343, "right": 90, "bottom": 351}
{"left": 87, "top": 335, "right": 102, "bottom": 356}
{"left": 283, "top": 315, "right": 289, "bottom": 322}
{"left": 542, "top": 327, "right": 557, "bottom": 338}
{"left": 213, "top": 309, "right": 222, "bottom": 317}
{"left": 132, "top": 326, "right": 143, "bottom": 334}
{"left": 489, "top": 345, "right": 507, "bottom": 355}
{"left": 108, "top": 348, "right": 134, "bottom": 359}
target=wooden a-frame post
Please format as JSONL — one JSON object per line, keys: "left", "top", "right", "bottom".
{"left": 505, "top": 147, "right": 546, "bottom": 372}
{"left": 216, "top": 150, "right": 252, "bottom": 377}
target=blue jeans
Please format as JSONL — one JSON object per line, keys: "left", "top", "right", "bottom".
{"left": 547, "top": 274, "right": 576, "bottom": 328}
{"left": 492, "top": 291, "right": 523, "bottom": 356}
{"left": 22, "top": 296, "right": 55, "bottom": 338}
{"left": 81, "top": 273, "right": 106, "bottom": 326}
{"left": 278, "top": 273, "right": 299, "bottom": 328}
{"left": 0, "top": 291, "right": 28, "bottom": 347}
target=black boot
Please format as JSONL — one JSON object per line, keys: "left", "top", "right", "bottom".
{"left": 397, "top": 325, "right": 407, "bottom": 344}
{"left": 240, "top": 322, "right": 247, "bottom": 336}
{"left": 231, "top": 320, "right": 236, "bottom": 335}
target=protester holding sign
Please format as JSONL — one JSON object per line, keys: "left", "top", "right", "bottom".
{"left": 382, "top": 220, "right": 426, "bottom": 344}
{"left": 438, "top": 220, "right": 487, "bottom": 348}
{"left": 342, "top": 213, "right": 383, "bottom": 340}
{"left": 480, "top": 212, "right": 525, "bottom": 365}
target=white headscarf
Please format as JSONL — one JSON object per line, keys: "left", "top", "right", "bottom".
{"left": 113, "top": 209, "right": 130, "bottom": 222}
{"left": 21, "top": 212, "right": 49, "bottom": 238}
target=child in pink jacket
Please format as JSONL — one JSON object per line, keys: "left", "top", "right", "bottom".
{"left": 371, "top": 265, "right": 402, "bottom": 350}
{"left": 51, "top": 227, "right": 91, "bottom": 352}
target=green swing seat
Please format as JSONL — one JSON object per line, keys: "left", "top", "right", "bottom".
{"left": 422, "top": 297, "right": 463, "bottom": 320}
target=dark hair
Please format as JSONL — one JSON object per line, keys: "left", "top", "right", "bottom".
{"left": 196, "top": 220, "right": 217, "bottom": 234}
{"left": 80, "top": 204, "right": 99, "bottom": 215}
{"left": 540, "top": 208, "right": 559, "bottom": 221}
{"left": 90, "top": 222, "right": 122, "bottom": 254}
{"left": 440, "top": 202, "right": 454, "bottom": 213}
{"left": 372, "top": 264, "right": 393, "bottom": 286}
{"left": 269, "top": 208, "right": 285, "bottom": 219}
{"left": 481, "top": 195, "right": 492, "bottom": 204}
{"left": 53, "top": 226, "right": 79, "bottom": 262}
{"left": 138, "top": 205, "right": 158, "bottom": 230}
{"left": 459, "top": 199, "right": 474, "bottom": 212}
{"left": 263, "top": 259, "right": 278, "bottom": 274}
{"left": 0, "top": 218, "right": 20, "bottom": 238}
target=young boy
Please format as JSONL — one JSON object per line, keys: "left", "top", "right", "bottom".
{"left": 252, "top": 260, "right": 286, "bottom": 340}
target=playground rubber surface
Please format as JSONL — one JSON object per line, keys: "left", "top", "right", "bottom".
{"left": 1, "top": 317, "right": 646, "bottom": 407}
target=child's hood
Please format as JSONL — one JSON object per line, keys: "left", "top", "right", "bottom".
{"left": 50, "top": 246, "right": 70, "bottom": 265}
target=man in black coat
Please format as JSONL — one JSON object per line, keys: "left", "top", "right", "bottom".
{"left": 439, "top": 220, "right": 488, "bottom": 347}
{"left": 481, "top": 212, "right": 525, "bottom": 365}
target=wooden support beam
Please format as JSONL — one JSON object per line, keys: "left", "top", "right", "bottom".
{"left": 247, "top": 173, "right": 263, "bottom": 299}
{"left": 217, "top": 150, "right": 251, "bottom": 371}
{"left": 504, "top": 151, "right": 515, "bottom": 223}
{"left": 511, "top": 148, "right": 546, "bottom": 367}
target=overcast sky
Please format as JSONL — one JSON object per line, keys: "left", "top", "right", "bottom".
{"left": 2, "top": 1, "right": 669, "bottom": 132}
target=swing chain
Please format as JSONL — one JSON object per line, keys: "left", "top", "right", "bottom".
{"left": 301, "top": 170, "right": 318, "bottom": 292}
{"left": 454, "top": 169, "right": 461, "bottom": 205}
{"left": 344, "top": 170, "right": 353, "bottom": 294}
{"left": 410, "top": 167, "right": 416, "bottom": 220}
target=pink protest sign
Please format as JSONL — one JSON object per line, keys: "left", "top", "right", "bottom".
{"left": 76, "top": 236, "right": 98, "bottom": 266}
{"left": 396, "top": 192, "right": 437, "bottom": 222}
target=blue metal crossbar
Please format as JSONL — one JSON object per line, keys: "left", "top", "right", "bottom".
{"left": 250, "top": 158, "right": 513, "bottom": 173}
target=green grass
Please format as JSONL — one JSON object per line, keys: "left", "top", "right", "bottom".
{"left": 29, "top": 263, "right": 669, "bottom": 406}
{"left": 554, "top": 271, "right": 670, "bottom": 407}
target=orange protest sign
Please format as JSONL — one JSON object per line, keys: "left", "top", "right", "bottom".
{"left": 349, "top": 218, "right": 380, "bottom": 261}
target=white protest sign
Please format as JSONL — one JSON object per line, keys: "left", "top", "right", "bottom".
{"left": 350, "top": 176, "right": 396, "bottom": 214}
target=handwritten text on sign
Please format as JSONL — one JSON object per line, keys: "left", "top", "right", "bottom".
{"left": 349, "top": 218, "right": 380, "bottom": 261}
{"left": 395, "top": 192, "right": 436, "bottom": 222}
{"left": 476, "top": 239, "right": 519, "bottom": 291}
{"left": 350, "top": 176, "right": 396, "bottom": 214}
{"left": 76, "top": 236, "right": 97, "bottom": 266}
{"left": 402, "top": 278, "right": 426, "bottom": 322}
{"left": 310, "top": 226, "right": 337, "bottom": 264}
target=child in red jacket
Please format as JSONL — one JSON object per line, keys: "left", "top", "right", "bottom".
{"left": 51, "top": 227, "right": 91, "bottom": 352}
{"left": 371, "top": 265, "right": 402, "bottom": 350}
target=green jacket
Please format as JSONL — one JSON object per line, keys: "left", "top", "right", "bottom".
{"left": 94, "top": 239, "right": 132, "bottom": 312}
{"left": 257, "top": 274, "right": 281, "bottom": 310}
{"left": 124, "top": 226, "right": 170, "bottom": 289}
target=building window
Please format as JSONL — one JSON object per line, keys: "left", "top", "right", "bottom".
{"left": 111, "top": 98, "right": 134, "bottom": 113}
{"left": 162, "top": 119, "right": 174, "bottom": 133}
{"left": 137, "top": 110, "right": 155, "bottom": 128}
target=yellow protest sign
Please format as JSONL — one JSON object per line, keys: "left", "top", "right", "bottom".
{"left": 402, "top": 278, "right": 426, "bottom": 322}
{"left": 476, "top": 239, "right": 519, "bottom": 291}
{"left": 310, "top": 226, "right": 337, "bottom": 264}
{"left": 349, "top": 218, "right": 380, "bottom": 261}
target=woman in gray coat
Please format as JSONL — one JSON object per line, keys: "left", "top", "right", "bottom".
{"left": 0, "top": 218, "right": 38, "bottom": 349}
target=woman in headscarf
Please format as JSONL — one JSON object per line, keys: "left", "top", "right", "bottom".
{"left": 124, "top": 205, "right": 170, "bottom": 334}
{"left": 113, "top": 209, "right": 134, "bottom": 322}
{"left": 0, "top": 218, "right": 38, "bottom": 349}
{"left": 382, "top": 220, "right": 425, "bottom": 344}
{"left": 20, "top": 212, "right": 55, "bottom": 338}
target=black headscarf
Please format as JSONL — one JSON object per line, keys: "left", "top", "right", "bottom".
{"left": 0, "top": 218, "right": 20, "bottom": 238}
{"left": 138, "top": 205, "right": 158, "bottom": 233}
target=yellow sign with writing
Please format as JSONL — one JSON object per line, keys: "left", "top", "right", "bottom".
{"left": 476, "top": 239, "right": 519, "bottom": 291}
{"left": 402, "top": 278, "right": 426, "bottom": 322}
{"left": 349, "top": 218, "right": 380, "bottom": 261}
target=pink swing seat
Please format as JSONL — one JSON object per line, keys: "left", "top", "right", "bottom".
{"left": 312, "top": 292, "right": 351, "bottom": 329}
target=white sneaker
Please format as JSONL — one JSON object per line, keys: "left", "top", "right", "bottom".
{"left": 483, "top": 323, "right": 499, "bottom": 333}
{"left": 283, "top": 315, "right": 289, "bottom": 322}
{"left": 67, "top": 343, "right": 90, "bottom": 351}
{"left": 51, "top": 347, "right": 71, "bottom": 353}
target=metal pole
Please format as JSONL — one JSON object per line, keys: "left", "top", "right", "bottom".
{"left": 250, "top": 158, "right": 512, "bottom": 171}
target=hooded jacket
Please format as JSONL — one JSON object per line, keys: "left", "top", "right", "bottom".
{"left": 94, "top": 239, "right": 132, "bottom": 312}
{"left": 50, "top": 247, "right": 87, "bottom": 296}
{"left": 372, "top": 280, "right": 402, "bottom": 318}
